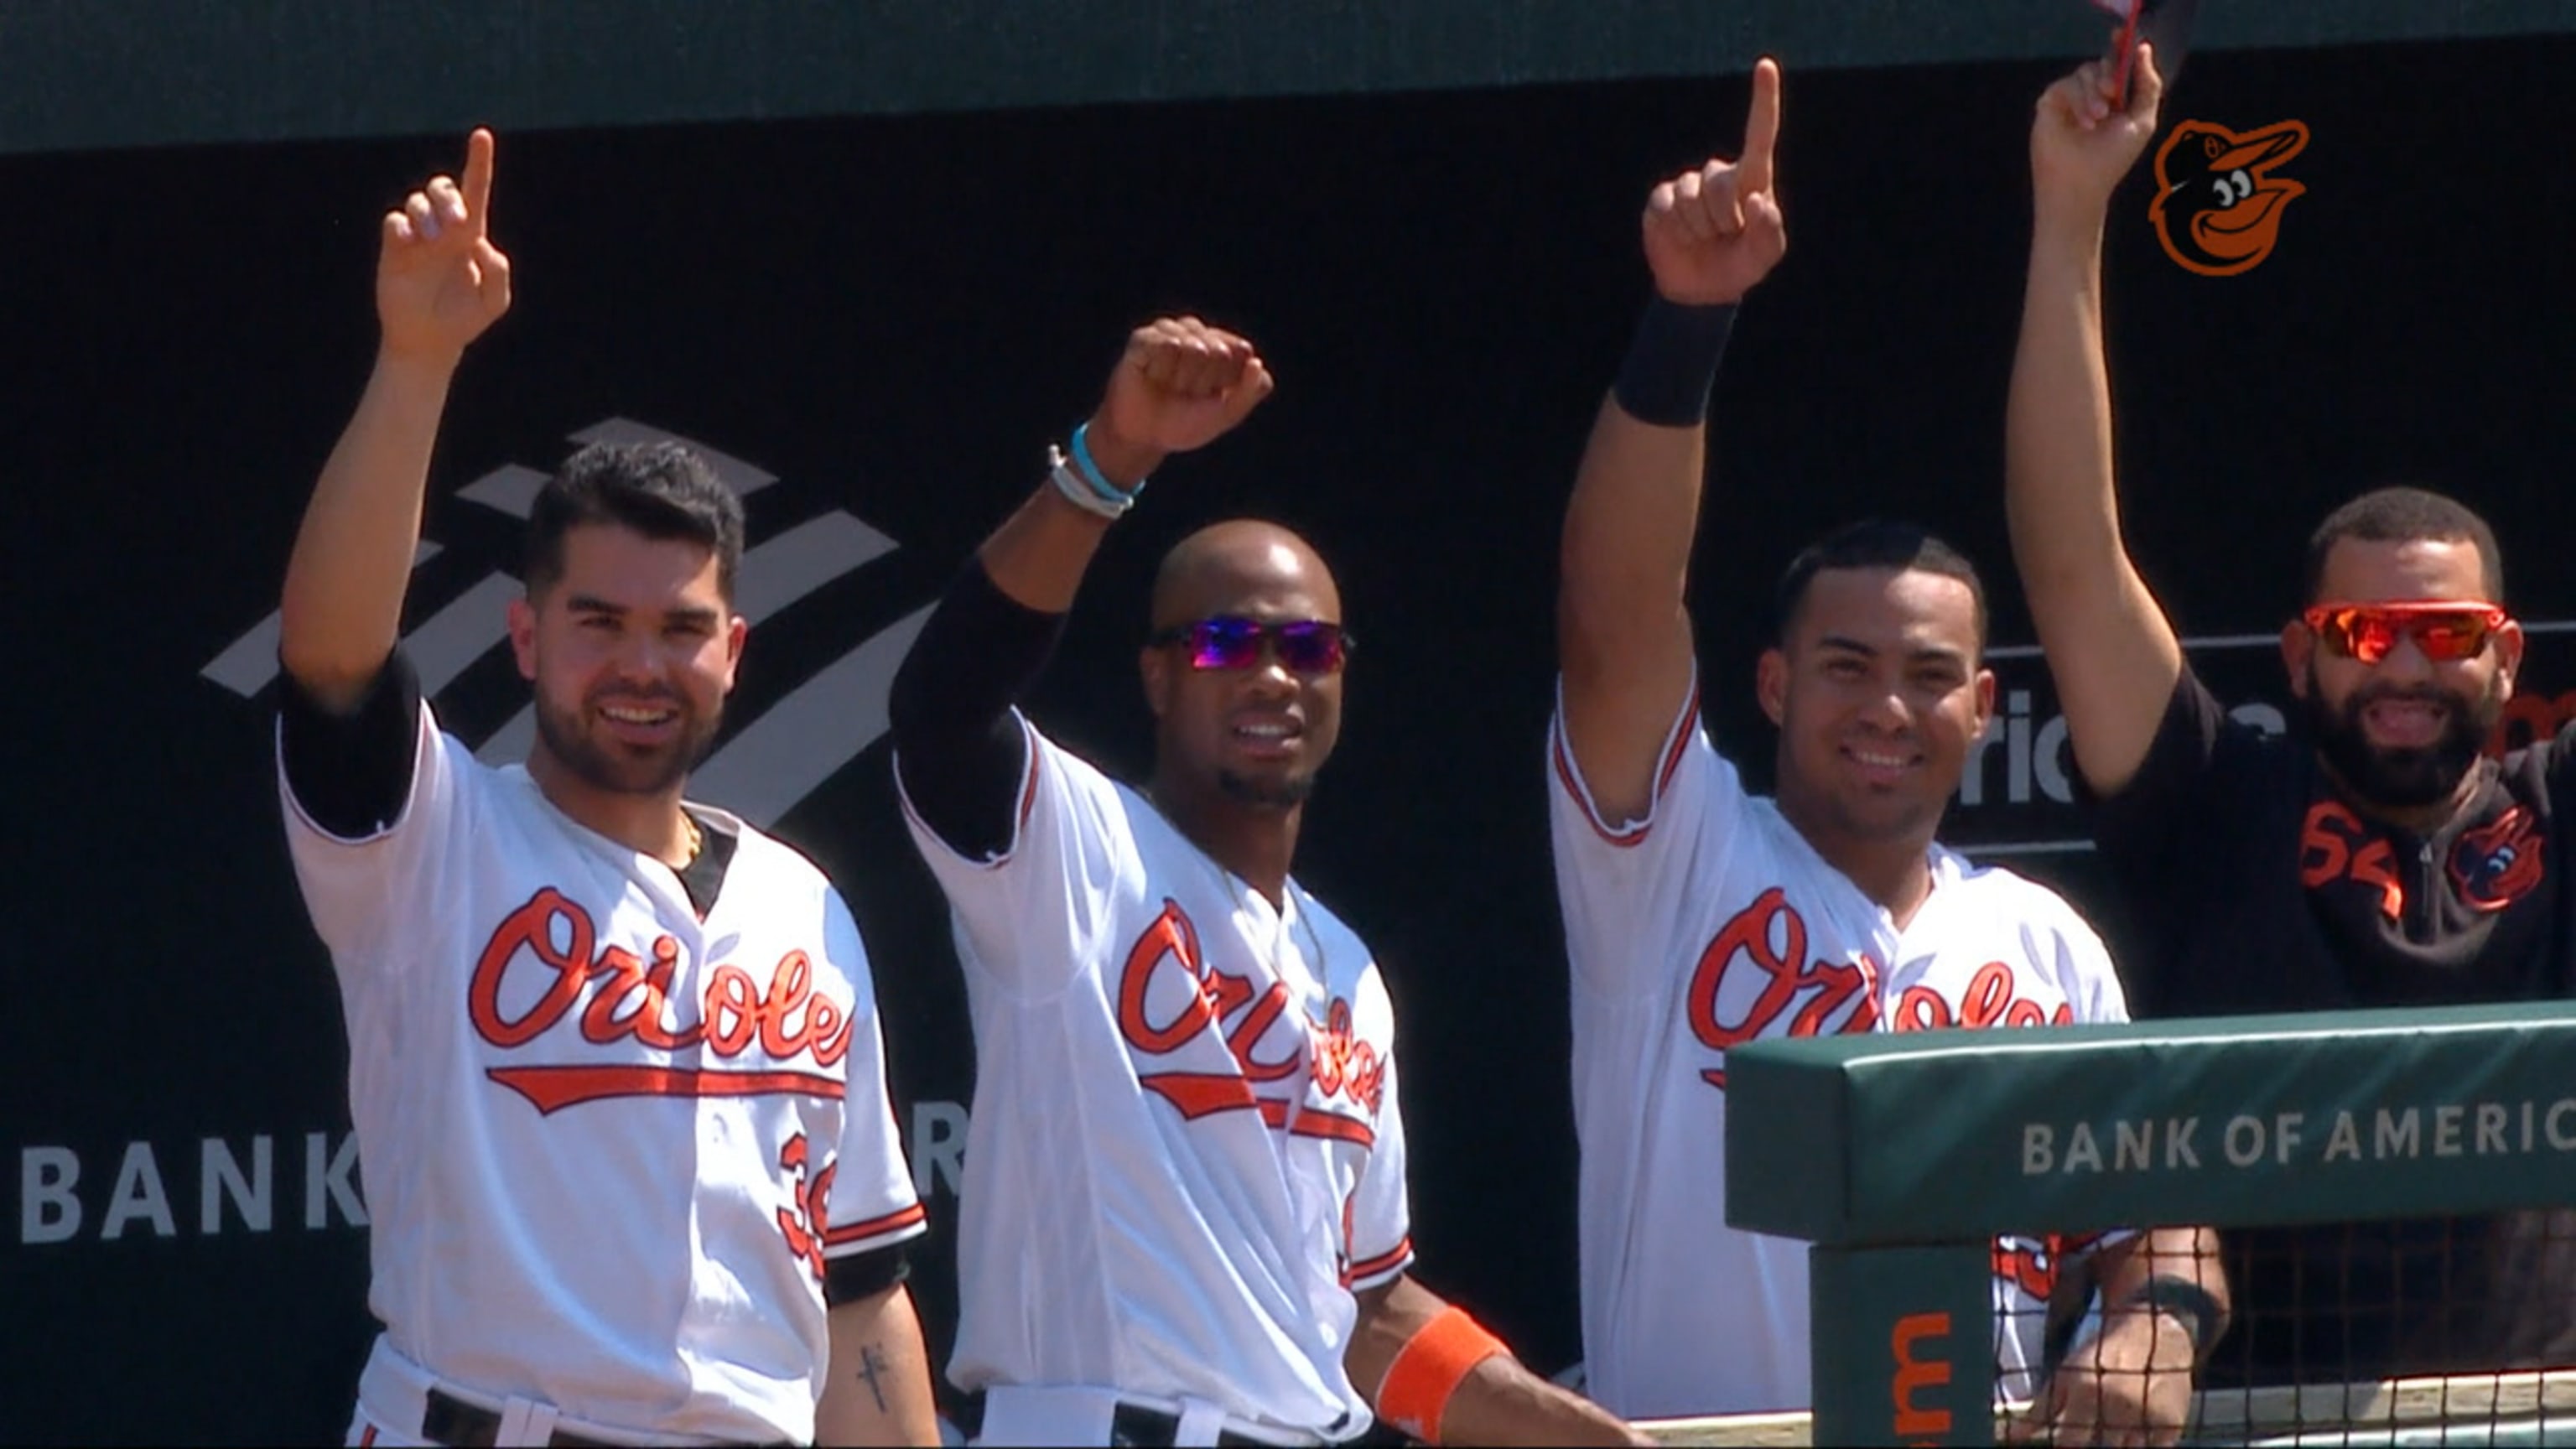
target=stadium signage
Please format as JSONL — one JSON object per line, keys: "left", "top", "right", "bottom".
{"left": 2019, "top": 1098, "right": 2576, "bottom": 1176}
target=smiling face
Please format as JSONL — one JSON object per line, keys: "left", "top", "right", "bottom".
{"left": 506, "top": 522, "right": 745, "bottom": 801}
{"left": 1761, "top": 565, "right": 1993, "bottom": 854}
{"left": 1140, "top": 522, "right": 1346, "bottom": 813}
{"left": 2284, "top": 536, "right": 2520, "bottom": 811}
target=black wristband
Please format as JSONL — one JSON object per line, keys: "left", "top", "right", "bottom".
{"left": 1611, "top": 295, "right": 1737, "bottom": 427}
{"left": 2121, "top": 1275, "right": 2225, "bottom": 1361}
{"left": 823, "top": 1242, "right": 912, "bottom": 1306}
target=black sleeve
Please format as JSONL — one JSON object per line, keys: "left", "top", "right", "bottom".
{"left": 2077, "top": 664, "right": 2232, "bottom": 868}
{"left": 886, "top": 558, "right": 1067, "bottom": 860}
{"left": 823, "top": 1241, "right": 912, "bottom": 1306}
{"left": 2073, "top": 667, "right": 2246, "bottom": 1017}
{"left": 278, "top": 648, "right": 424, "bottom": 839}
{"left": 2538, "top": 712, "right": 2576, "bottom": 792}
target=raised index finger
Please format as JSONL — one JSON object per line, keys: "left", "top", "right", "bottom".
{"left": 1737, "top": 58, "right": 1782, "bottom": 195}
{"left": 460, "top": 127, "right": 496, "bottom": 233}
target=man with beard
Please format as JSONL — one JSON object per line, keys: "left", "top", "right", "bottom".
{"left": 2007, "top": 40, "right": 2570, "bottom": 1386}
{"left": 275, "top": 130, "right": 937, "bottom": 1445}
{"left": 886, "top": 315, "right": 1643, "bottom": 1447}
{"left": 1549, "top": 58, "right": 2225, "bottom": 1442}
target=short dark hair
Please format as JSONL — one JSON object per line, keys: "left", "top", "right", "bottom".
{"left": 525, "top": 441, "right": 746, "bottom": 601}
{"left": 1772, "top": 518, "right": 1988, "bottom": 652}
{"left": 2303, "top": 486, "right": 2505, "bottom": 605}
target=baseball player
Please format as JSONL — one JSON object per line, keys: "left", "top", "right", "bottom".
{"left": 884, "top": 317, "right": 1645, "bottom": 1447}
{"left": 2008, "top": 36, "right": 2573, "bottom": 1388}
{"left": 273, "top": 130, "right": 935, "bottom": 1446}
{"left": 1548, "top": 61, "right": 2230, "bottom": 1440}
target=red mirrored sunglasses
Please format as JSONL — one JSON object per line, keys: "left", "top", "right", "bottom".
{"left": 1150, "top": 616, "right": 1353, "bottom": 676}
{"left": 2302, "top": 601, "right": 2509, "bottom": 665}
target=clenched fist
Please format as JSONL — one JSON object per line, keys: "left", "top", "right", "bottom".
{"left": 377, "top": 128, "right": 513, "bottom": 366}
{"left": 1083, "top": 317, "right": 1275, "bottom": 486}
{"left": 1641, "top": 59, "right": 1788, "bottom": 307}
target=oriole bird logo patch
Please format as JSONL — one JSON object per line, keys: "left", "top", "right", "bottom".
{"left": 2451, "top": 807, "right": 2545, "bottom": 911}
{"left": 2150, "top": 118, "right": 2310, "bottom": 276}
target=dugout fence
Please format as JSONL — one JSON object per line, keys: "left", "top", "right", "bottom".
{"left": 1671, "top": 1003, "right": 2576, "bottom": 1446}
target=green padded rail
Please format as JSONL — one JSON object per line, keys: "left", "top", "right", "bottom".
{"left": 1725, "top": 1002, "right": 2576, "bottom": 1247}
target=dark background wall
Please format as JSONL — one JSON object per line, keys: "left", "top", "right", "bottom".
{"left": 5, "top": 20, "right": 2573, "bottom": 1444}
{"left": 10, "top": 0, "right": 2575, "bottom": 154}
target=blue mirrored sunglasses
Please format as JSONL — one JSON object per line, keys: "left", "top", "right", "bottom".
{"left": 1148, "top": 616, "right": 1353, "bottom": 675}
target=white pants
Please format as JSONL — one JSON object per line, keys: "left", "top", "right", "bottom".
{"left": 344, "top": 1337, "right": 744, "bottom": 1447}
{"left": 971, "top": 1384, "right": 1324, "bottom": 1447}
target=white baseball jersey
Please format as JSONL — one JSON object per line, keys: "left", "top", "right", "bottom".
{"left": 898, "top": 714, "right": 1413, "bottom": 1440}
{"left": 279, "top": 701, "right": 926, "bottom": 1444}
{"left": 1548, "top": 675, "right": 2129, "bottom": 1418}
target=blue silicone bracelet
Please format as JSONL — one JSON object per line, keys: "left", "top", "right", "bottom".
{"left": 1069, "top": 423, "right": 1145, "bottom": 503}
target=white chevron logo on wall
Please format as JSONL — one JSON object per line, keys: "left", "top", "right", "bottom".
{"left": 201, "top": 417, "right": 928, "bottom": 828}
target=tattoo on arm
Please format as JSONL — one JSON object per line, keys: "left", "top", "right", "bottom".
{"left": 856, "top": 1342, "right": 890, "bottom": 1413}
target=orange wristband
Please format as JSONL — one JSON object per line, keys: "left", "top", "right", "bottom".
{"left": 1376, "top": 1306, "right": 1509, "bottom": 1446}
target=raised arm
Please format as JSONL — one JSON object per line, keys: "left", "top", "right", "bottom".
{"left": 2005, "top": 43, "right": 2183, "bottom": 797}
{"left": 277, "top": 129, "right": 512, "bottom": 712}
{"left": 886, "top": 319, "right": 1273, "bottom": 854}
{"left": 979, "top": 318, "right": 1273, "bottom": 614}
{"left": 1557, "top": 60, "right": 1787, "bottom": 824}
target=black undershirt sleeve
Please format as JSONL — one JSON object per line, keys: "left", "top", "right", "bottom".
{"left": 823, "top": 1242, "right": 912, "bottom": 1306}
{"left": 886, "top": 558, "right": 1068, "bottom": 860}
{"left": 2080, "top": 665, "right": 2232, "bottom": 865}
{"left": 277, "top": 648, "right": 425, "bottom": 839}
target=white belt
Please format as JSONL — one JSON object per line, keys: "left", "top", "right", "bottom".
{"left": 974, "top": 1384, "right": 1329, "bottom": 1447}
{"left": 356, "top": 1337, "right": 740, "bottom": 1448}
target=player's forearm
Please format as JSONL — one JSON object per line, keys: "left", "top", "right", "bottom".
{"left": 975, "top": 480, "right": 1114, "bottom": 615}
{"left": 976, "top": 410, "right": 1160, "bottom": 615}
{"left": 1349, "top": 1275, "right": 1648, "bottom": 1448}
{"left": 278, "top": 350, "right": 459, "bottom": 710}
{"left": 1439, "top": 1357, "right": 1654, "bottom": 1448}
{"left": 1558, "top": 391, "right": 1706, "bottom": 701}
{"left": 816, "top": 1285, "right": 941, "bottom": 1446}
{"left": 2100, "top": 1225, "right": 2232, "bottom": 1323}
{"left": 2090, "top": 1225, "right": 2233, "bottom": 1367}
{"left": 1553, "top": 300, "right": 1731, "bottom": 820}
{"left": 2003, "top": 222, "right": 2127, "bottom": 617}
{"left": 1559, "top": 293, "right": 1732, "bottom": 702}
{"left": 2004, "top": 221, "right": 2183, "bottom": 794}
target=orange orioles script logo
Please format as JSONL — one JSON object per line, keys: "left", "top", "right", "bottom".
{"left": 1688, "top": 887, "right": 1879, "bottom": 1088}
{"left": 2150, "top": 118, "right": 2310, "bottom": 276}
{"left": 1686, "top": 891, "right": 2074, "bottom": 1088}
{"left": 469, "top": 887, "right": 854, "bottom": 1113}
{"left": 1116, "top": 900, "right": 1386, "bottom": 1146}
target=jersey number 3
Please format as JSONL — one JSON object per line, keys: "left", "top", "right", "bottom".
{"left": 774, "top": 1133, "right": 838, "bottom": 1280}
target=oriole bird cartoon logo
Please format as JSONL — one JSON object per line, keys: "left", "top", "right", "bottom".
{"left": 2150, "top": 118, "right": 2310, "bottom": 276}
{"left": 2451, "top": 807, "right": 2545, "bottom": 911}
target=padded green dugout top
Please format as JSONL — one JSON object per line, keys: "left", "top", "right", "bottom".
{"left": 1724, "top": 1001, "right": 2576, "bottom": 1247}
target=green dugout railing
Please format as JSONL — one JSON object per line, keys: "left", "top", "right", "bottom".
{"left": 1723, "top": 1002, "right": 2576, "bottom": 1446}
